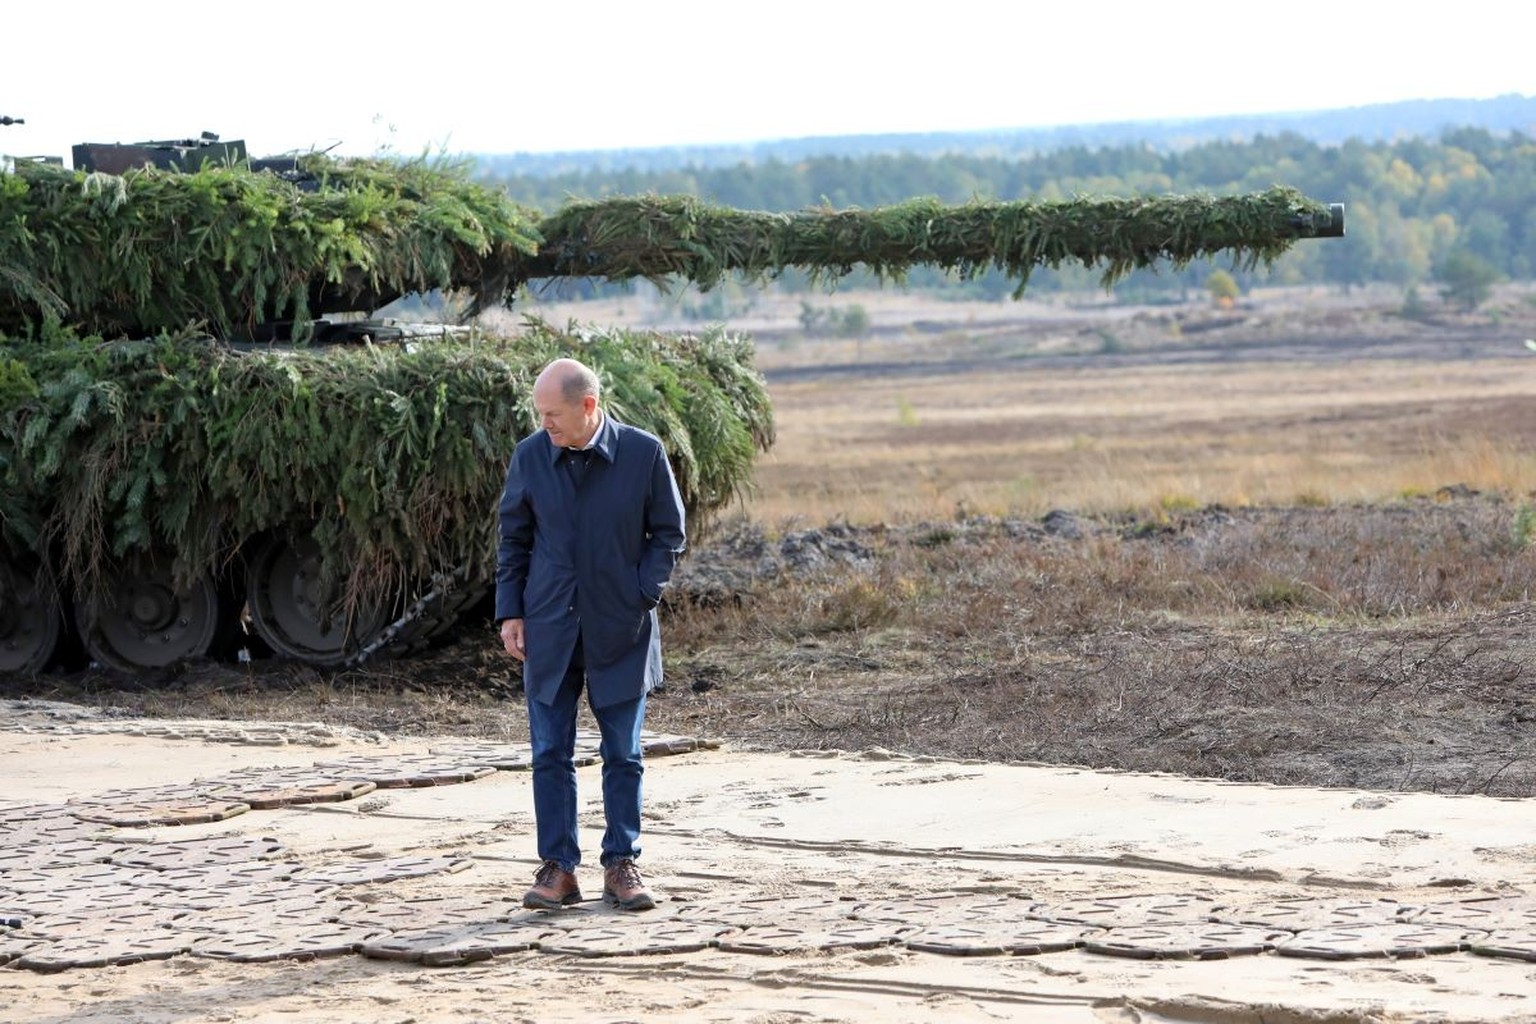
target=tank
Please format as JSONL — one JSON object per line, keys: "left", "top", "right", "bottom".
{"left": 0, "top": 125, "right": 1343, "bottom": 676}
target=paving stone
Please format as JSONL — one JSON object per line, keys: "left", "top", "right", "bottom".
{"left": 903, "top": 919, "right": 1102, "bottom": 957}
{"left": 1469, "top": 929, "right": 1536, "bottom": 962}
{"left": 0, "top": 863, "right": 164, "bottom": 903}
{"left": 672, "top": 894, "right": 864, "bottom": 929}
{"left": 1417, "top": 896, "right": 1536, "bottom": 930}
{"left": 308, "top": 755, "right": 499, "bottom": 789}
{"left": 0, "top": 930, "right": 50, "bottom": 965}
{"left": 855, "top": 893, "right": 1038, "bottom": 926}
{"left": 191, "top": 923, "right": 388, "bottom": 963}
{"left": 333, "top": 895, "right": 508, "bottom": 932}
{"left": 717, "top": 920, "right": 918, "bottom": 955}
{"left": 1083, "top": 923, "right": 1291, "bottom": 960}
{"left": 1212, "top": 898, "right": 1419, "bottom": 931}
{"left": 15, "top": 931, "right": 197, "bottom": 971}
{"left": 503, "top": 905, "right": 611, "bottom": 931}
{"left": 0, "top": 803, "right": 81, "bottom": 829}
{"left": 443, "top": 731, "right": 602, "bottom": 769}
{"left": 199, "top": 768, "right": 379, "bottom": 809}
{"left": 150, "top": 886, "right": 344, "bottom": 924}
{"left": 69, "top": 797, "right": 251, "bottom": 828}
{"left": 65, "top": 785, "right": 207, "bottom": 807}
{"left": 1032, "top": 893, "right": 1222, "bottom": 928}
{"left": 361, "top": 920, "right": 564, "bottom": 965}
{"left": 642, "top": 735, "right": 714, "bottom": 756}
{"left": 123, "top": 861, "right": 308, "bottom": 891}
{"left": 172, "top": 907, "right": 339, "bottom": 939}
{"left": 108, "top": 836, "right": 290, "bottom": 871}
{"left": 1277, "top": 923, "right": 1489, "bottom": 960}
{"left": 17, "top": 905, "right": 193, "bottom": 941}
{"left": 424, "top": 738, "right": 610, "bottom": 770}
{"left": 537, "top": 919, "right": 741, "bottom": 958}
{"left": 295, "top": 855, "right": 475, "bottom": 887}
{"left": 0, "top": 811, "right": 105, "bottom": 845}
{"left": 0, "top": 883, "right": 152, "bottom": 917}
{"left": 426, "top": 743, "right": 535, "bottom": 771}
{"left": 0, "top": 839, "right": 120, "bottom": 872}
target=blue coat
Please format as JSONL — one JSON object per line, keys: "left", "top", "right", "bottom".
{"left": 495, "top": 414, "right": 686, "bottom": 708}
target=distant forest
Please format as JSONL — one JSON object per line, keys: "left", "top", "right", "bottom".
{"left": 477, "top": 95, "right": 1536, "bottom": 301}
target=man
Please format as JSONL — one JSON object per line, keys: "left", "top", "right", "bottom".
{"left": 496, "top": 357, "right": 686, "bottom": 913}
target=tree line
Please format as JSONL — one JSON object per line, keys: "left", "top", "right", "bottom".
{"left": 480, "top": 127, "right": 1536, "bottom": 301}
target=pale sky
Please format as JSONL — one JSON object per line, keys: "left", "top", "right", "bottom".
{"left": 4, "top": 0, "right": 1532, "bottom": 165}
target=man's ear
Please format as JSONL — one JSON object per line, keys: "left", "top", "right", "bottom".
{"left": 584, "top": 395, "right": 599, "bottom": 416}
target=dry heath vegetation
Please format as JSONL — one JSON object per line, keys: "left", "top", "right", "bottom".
{"left": 13, "top": 288, "right": 1536, "bottom": 798}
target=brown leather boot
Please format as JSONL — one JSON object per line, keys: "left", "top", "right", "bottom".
{"left": 523, "top": 860, "right": 581, "bottom": 910}
{"left": 602, "top": 857, "right": 655, "bottom": 911}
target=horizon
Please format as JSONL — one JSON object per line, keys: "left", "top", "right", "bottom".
{"left": 6, "top": 91, "right": 1531, "bottom": 168}
{"left": 474, "top": 93, "right": 1535, "bottom": 160}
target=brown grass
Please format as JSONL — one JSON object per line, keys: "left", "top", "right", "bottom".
{"left": 746, "top": 355, "right": 1536, "bottom": 523}
{"left": 11, "top": 286, "right": 1536, "bottom": 797}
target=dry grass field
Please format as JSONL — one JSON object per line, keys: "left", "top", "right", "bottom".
{"left": 13, "top": 283, "right": 1536, "bottom": 797}
{"left": 735, "top": 285, "right": 1536, "bottom": 523}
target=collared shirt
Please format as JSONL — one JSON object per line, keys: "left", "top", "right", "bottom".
{"left": 570, "top": 410, "right": 605, "bottom": 453}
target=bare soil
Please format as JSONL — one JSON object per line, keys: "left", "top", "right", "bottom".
{"left": 7, "top": 285, "right": 1536, "bottom": 798}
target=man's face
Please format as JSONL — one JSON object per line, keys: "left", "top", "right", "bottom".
{"left": 534, "top": 382, "right": 596, "bottom": 449}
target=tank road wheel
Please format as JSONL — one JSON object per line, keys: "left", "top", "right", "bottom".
{"left": 75, "top": 560, "right": 233, "bottom": 672}
{"left": 0, "top": 557, "right": 66, "bottom": 675}
{"left": 245, "top": 532, "right": 391, "bottom": 666}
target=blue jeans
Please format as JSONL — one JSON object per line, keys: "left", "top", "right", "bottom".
{"left": 525, "top": 638, "right": 645, "bottom": 873}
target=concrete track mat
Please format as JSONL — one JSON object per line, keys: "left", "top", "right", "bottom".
{"left": 16, "top": 931, "right": 196, "bottom": 971}
{"left": 1210, "top": 897, "right": 1419, "bottom": 930}
{"left": 1033, "top": 893, "right": 1223, "bottom": 927}
{"left": 1416, "top": 896, "right": 1536, "bottom": 929}
{"left": 190, "top": 923, "right": 388, "bottom": 963}
{"left": 308, "top": 754, "right": 499, "bottom": 788}
{"left": 855, "top": 893, "right": 1039, "bottom": 926}
{"left": 672, "top": 894, "right": 864, "bottom": 928}
{"left": 538, "top": 919, "right": 741, "bottom": 957}
{"left": 297, "top": 855, "right": 475, "bottom": 887}
{"left": 716, "top": 921, "right": 919, "bottom": 955}
{"left": 333, "top": 895, "right": 509, "bottom": 931}
{"left": 1083, "top": 923, "right": 1291, "bottom": 960}
{"left": 360, "top": 920, "right": 564, "bottom": 965}
{"left": 0, "top": 839, "right": 120, "bottom": 871}
{"left": 107, "top": 835, "right": 290, "bottom": 871}
{"left": 201, "top": 771, "right": 380, "bottom": 808}
{"left": 1470, "top": 929, "right": 1536, "bottom": 962}
{"left": 68, "top": 797, "right": 251, "bottom": 827}
{"left": 903, "top": 919, "right": 1101, "bottom": 956}
{"left": 1277, "top": 923, "right": 1490, "bottom": 960}
{"left": 14, "top": 906, "right": 191, "bottom": 941}
{"left": 123, "top": 861, "right": 308, "bottom": 890}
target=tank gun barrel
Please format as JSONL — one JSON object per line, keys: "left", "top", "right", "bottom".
{"left": 1293, "top": 203, "right": 1346, "bottom": 239}
{"left": 0, "top": 116, "right": 23, "bottom": 126}
{"left": 522, "top": 187, "right": 1345, "bottom": 292}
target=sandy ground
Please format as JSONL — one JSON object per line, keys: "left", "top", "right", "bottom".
{"left": 1, "top": 705, "right": 1533, "bottom": 1023}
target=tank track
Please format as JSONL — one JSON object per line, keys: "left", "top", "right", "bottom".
{"left": 0, "top": 545, "right": 489, "bottom": 677}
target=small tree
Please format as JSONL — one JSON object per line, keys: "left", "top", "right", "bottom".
{"left": 1435, "top": 249, "right": 1500, "bottom": 312}
{"left": 836, "top": 304, "right": 870, "bottom": 338}
{"left": 1205, "top": 269, "right": 1240, "bottom": 307}
{"left": 797, "top": 300, "right": 827, "bottom": 335}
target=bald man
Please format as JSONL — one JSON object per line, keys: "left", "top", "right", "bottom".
{"left": 495, "top": 357, "right": 686, "bottom": 912}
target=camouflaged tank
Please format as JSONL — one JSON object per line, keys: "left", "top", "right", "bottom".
{"left": 0, "top": 128, "right": 1342, "bottom": 675}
